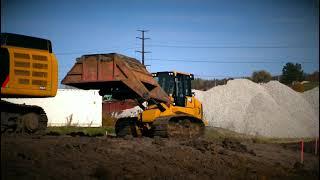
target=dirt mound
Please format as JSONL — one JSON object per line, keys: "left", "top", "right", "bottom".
{"left": 282, "top": 140, "right": 319, "bottom": 154}
{"left": 194, "top": 79, "right": 319, "bottom": 138}
{"left": 1, "top": 135, "right": 318, "bottom": 179}
{"left": 222, "top": 138, "right": 251, "bottom": 154}
{"left": 181, "top": 139, "right": 216, "bottom": 153}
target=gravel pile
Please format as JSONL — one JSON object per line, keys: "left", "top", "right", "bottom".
{"left": 112, "top": 106, "right": 143, "bottom": 118}
{"left": 303, "top": 87, "right": 319, "bottom": 115}
{"left": 194, "top": 79, "right": 319, "bottom": 138}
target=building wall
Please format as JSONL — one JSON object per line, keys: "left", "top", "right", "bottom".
{"left": 102, "top": 100, "right": 136, "bottom": 114}
{"left": 4, "top": 89, "right": 102, "bottom": 127}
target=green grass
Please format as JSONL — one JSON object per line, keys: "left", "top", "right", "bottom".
{"left": 204, "top": 127, "right": 251, "bottom": 141}
{"left": 303, "top": 81, "right": 319, "bottom": 92}
{"left": 46, "top": 126, "right": 316, "bottom": 143}
{"left": 46, "top": 126, "right": 115, "bottom": 136}
{"left": 204, "top": 127, "right": 316, "bottom": 144}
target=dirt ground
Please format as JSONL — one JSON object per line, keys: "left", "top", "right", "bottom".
{"left": 1, "top": 133, "right": 319, "bottom": 180}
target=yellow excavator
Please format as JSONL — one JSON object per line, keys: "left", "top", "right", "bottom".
{"left": 1, "top": 33, "right": 58, "bottom": 133}
{"left": 62, "top": 53, "right": 207, "bottom": 138}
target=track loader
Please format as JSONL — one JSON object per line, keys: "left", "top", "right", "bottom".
{"left": 62, "top": 53, "right": 207, "bottom": 138}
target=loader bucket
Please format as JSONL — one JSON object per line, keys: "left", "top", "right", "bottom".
{"left": 61, "top": 53, "right": 170, "bottom": 103}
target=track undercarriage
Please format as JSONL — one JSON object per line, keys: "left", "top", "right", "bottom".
{"left": 115, "top": 116, "right": 205, "bottom": 139}
{"left": 1, "top": 100, "right": 48, "bottom": 134}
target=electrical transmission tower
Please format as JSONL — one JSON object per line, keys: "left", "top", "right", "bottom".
{"left": 136, "top": 30, "right": 151, "bottom": 65}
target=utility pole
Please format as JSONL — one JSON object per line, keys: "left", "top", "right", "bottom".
{"left": 136, "top": 30, "right": 151, "bottom": 65}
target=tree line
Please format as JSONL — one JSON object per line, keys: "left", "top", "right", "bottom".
{"left": 192, "top": 62, "right": 319, "bottom": 91}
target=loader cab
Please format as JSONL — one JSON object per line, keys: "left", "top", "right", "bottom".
{"left": 152, "top": 71, "right": 194, "bottom": 107}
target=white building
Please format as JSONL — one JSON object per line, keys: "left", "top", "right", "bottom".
{"left": 4, "top": 89, "right": 102, "bottom": 127}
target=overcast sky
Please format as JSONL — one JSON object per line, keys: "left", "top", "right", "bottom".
{"left": 1, "top": 0, "right": 319, "bottom": 83}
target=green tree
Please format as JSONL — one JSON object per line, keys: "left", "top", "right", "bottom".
{"left": 251, "top": 70, "right": 272, "bottom": 83}
{"left": 305, "top": 71, "right": 319, "bottom": 82}
{"left": 281, "top": 63, "right": 304, "bottom": 84}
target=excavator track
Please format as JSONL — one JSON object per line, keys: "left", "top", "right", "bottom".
{"left": 115, "top": 117, "right": 139, "bottom": 137}
{"left": 152, "top": 115, "right": 205, "bottom": 139}
{"left": 1, "top": 100, "right": 48, "bottom": 134}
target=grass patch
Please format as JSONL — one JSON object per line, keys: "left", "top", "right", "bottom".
{"left": 204, "top": 127, "right": 316, "bottom": 144}
{"left": 102, "top": 115, "right": 117, "bottom": 127}
{"left": 303, "top": 81, "right": 319, "bottom": 92}
{"left": 46, "top": 126, "right": 115, "bottom": 136}
{"left": 204, "top": 127, "right": 251, "bottom": 141}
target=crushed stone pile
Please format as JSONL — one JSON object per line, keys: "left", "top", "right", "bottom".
{"left": 303, "top": 87, "right": 319, "bottom": 116}
{"left": 194, "top": 79, "right": 319, "bottom": 138}
{"left": 112, "top": 106, "right": 143, "bottom": 119}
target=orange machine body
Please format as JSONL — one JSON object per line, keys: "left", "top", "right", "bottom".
{"left": 1, "top": 33, "right": 58, "bottom": 98}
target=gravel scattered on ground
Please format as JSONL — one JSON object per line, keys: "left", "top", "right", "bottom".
{"left": 112, "top": 106, "right": 142, "bottom": 118}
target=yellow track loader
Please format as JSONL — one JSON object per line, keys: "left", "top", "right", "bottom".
{"left": 62, "top": 53, "right": 207, "bottom": 138}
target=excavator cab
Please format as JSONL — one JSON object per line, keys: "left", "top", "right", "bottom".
{"left": 152, "top": 72, "right": 194, "bottom": 107}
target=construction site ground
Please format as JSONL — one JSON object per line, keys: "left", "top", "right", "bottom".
{"left": 1, "top": 127, "right": 319, "bottom": 180}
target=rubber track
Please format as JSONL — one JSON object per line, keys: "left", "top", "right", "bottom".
{"left": 115, "top": 117, "right": 138, "bottom": 137}
{"left": 152, "top": 115, "right": 205, "bottom": 138}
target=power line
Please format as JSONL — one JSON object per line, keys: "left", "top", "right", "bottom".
{"left": 55, "top": 47, "right": 135, "bottom": 55}
{"left": 194, "top": 74, "right": 236, "bottom": 78}
{"left": 149, "top": 44, "right": 316, "bottom": 49}
{"left": 193, "top": 74, "right": 259, "bottom": 79}
{"left": 54, "top": 56, "right": 315, "bottom": 65}
{"left": 149, "top": 58, "right": 314, "bottom": 64}
{"left": 53, "top": 44, "right": 317, "bottom": 56}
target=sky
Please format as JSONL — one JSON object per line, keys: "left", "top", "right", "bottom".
{"left": 1, "top": 0, "right": 319, "bottom": 84}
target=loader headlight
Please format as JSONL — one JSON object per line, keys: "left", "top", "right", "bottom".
{"left": 187, "top": 97, "right": 192, "bottom": 102}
